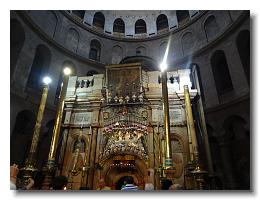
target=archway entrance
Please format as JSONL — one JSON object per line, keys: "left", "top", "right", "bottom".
{"left": 116, "top": 176, "right": 134, "bottom": 190}
{"left": 101, "top": 154, "right": 147, "bottom": 190}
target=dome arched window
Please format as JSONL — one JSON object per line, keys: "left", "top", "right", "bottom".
{"left": 156, "top": 14, "right": 169, "bottom": 31}
{"left": 135, "top": 19, "right": 147, "bottom": 34}
{"left": 113, "top": 18, "right": 125, "bottom": 34}
{"left": 93, "top": 12, "right": 105, "bottom": 30}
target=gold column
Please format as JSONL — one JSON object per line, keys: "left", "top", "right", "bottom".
{"left": 161, "top": 70, "right": 173, "bottom": 170}
{"left": 185, "top": 101, "right": 195, "bottom": 163}
{"left": 184, "top": 85, "right": 207, "bottom": 189}
{"left": 183, "top": 85, "right": 199, "bottom": 162}
{"left": 41, "top": 74, "right": 70, "bottom": 190}
{"left": 21, "top": 83, "right": 49, "bottom": 181}
{"left": 47, "top": 75, "right": 69, "bottom": 167}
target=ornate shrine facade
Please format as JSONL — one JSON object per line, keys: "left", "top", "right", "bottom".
{"left": 57, "top": 63, "right": 199, "bottom": 190}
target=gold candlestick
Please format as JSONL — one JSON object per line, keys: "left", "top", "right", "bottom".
{"left": 183, "top": 85, "right": 199, "bottom": 162}
{"left": 20, "top": 77, "right": 51, "bottom": 183}
{"left": 183, "top": 85, "right": 207, "bottom": 189}
{"left": 161, "top": 70, "right": 173, "bottom": 169}
{"left": 41, "top": 68, "right": 71, "bottom": 190}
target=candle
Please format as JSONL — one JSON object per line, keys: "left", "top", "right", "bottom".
{"left": 89, "top": 125, "right": 92, "bottom": 134}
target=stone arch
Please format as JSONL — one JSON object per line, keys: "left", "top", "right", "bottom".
{"left": 26, "top": 44, "right": 51, "bottom": 91}
{"left": 223, "top": 115, "right": 247, "bottom": 140}
{"left": 222, "top": 115, "right": 250, "bottom": 189}
{"left": 170, "top": 133, "right": 186, "bottom": 179}
{"left": 176, "top": 10, "right": 190, "bottom": 26}
{"left": 204, "top": 15, "right": 219, "bottom": 41}
{"left": 236, "top": 30, "right": 250, "bottom": 84}
{"left": 210, "top": 50, "right": 233, "bottom": 96}
{"left": 190, "top": 63, "right": 205, "bottom": 102}
{"left": 10, "top": 19, "right": 25, "bottom": 78}
{"left": 136, "top": 46, "right": 147, "bottom": 56}
{"left": 135, "top": 19, "right": 147, "bottom": 34}
{"left": 66, "top": 28, "right": 79, "bottom": 53}
{"left": 100, "top": 154, "right": 147, "bottom": 189}
{"left": 181, "top": 32, "right": 194, "bottom": 55}
{"left": 93, "top": 12, "right": 105, "bottom": 30}
{"left": 36, "top": 119, "right": 55, "bottom": 168}
{"left": 72, "top": 10, "right": 85, "bottom": 20}
{"left": 89, "top": 39, "right": 101, "bottom": 61}
{"left": 10, "top": 110, "right": 36, "bottom": 166}
{"left": 113, "top": 18, "right": 125, "bottom": 34}
{"left": 111, "top": 45, "right": 123, "bottom": 64}
{"left": 156, "top": 14, "right": 169, "bottom": 32}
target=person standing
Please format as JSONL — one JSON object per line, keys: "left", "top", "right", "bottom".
{"left": 121, "top": 176, "right": 138, "bottom": 191}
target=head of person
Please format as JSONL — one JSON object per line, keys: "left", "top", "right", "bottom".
{"left": 52, "top": 176, "right": 68, "bottom": 190}
{"left": 125, "top": 176, "right": 134, "bottom": 184}
{"left": 98, "top": 178, "right": 106, "bottom": 188}
{"left": 161, "top": 178, "right": 173, "bottom": 190}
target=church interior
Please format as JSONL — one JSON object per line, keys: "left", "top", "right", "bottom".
{"left": 10, "top": 10, "right": 250, "bottom": 190}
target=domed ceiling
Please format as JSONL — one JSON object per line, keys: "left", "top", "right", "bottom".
{"left": 66, "top": 10, "right": 200, "bottom": 40}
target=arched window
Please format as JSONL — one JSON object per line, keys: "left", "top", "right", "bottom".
{"left": 89, "top": 39, "right": 101, "bottom": 61}
{"left": 26, "top": 45, "right": 51, "bottom": 91}
{"left": 204, "top": 15, "right": 219, "bottom": 41}
{"left": 11, "top": 110, "right": 36, "bottom": 166}
{"left": 72, "top": 10, "right": 85, "bottom": 20}
{"left": 190, "top": 64, "right": 205, "bottom": 103}
{"left": 176, "top": 10, "right": 190, "bottom": 26}
{"left": 10, "top": 19, "right": 25, "bottom": 78}
{"left": 66, "top": 28, "right": 79, "bottom": 53}
{"left": 37, "top": 119, "right": 55, "bottom": 168}
{"left": 93, "top": 12, "right": 105, "bottom": 30}
{"left": 236, "top": 30, "right": 250, "bottom": 84}
{"left": 156, "top": 14, "right": 169, "bottom": 31}
{"left": 135, "top": 19, "right": 147, "bottom": 34}
{"left": 113, "top": 18, "right": 125, "bottom": 34}
{"left": 211, "top": 50, "right": 233, "bottom": 96}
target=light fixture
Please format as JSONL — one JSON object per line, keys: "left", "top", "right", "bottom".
{"left": 160, "top": 62, "right": 168, "bottom": 72}
{"left": 42, "top": 76, "right": 52, "bottom": 85}
{"left": 63, "top": 67, "right": 72, "bottom": 75}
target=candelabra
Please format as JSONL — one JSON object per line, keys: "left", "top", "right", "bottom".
{"left": 20, "top": 76, "right": 51, "bottom": 186}
{"left": 183, "top": 85, "right": 207, "bottom": 189}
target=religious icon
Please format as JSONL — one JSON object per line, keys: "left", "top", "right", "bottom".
{"left": 103, "top": 112, "right": 109, "bottom": 119}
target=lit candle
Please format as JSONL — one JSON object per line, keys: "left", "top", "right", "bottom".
{"left": 89, "top": 125, "right": 92, "bottom": 134}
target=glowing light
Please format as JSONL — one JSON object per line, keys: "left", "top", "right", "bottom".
{"left": 42, "top": 76, "right": 52, "bottom": 85}
{"left": 160, "top": 34, "right": 172, "bottom": 72}
{"left": 160, "top": 62, "right": 168, "bottom": 72}
{"left": 63, "top": 67, "right": 72, "bottom": 75}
